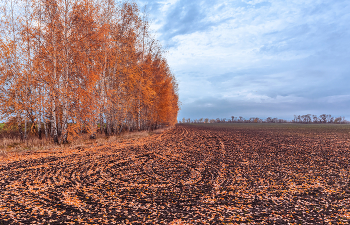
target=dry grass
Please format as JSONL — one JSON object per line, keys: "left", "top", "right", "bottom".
{"left": 0, "top": 131, "right": 148, "bottom": 152}
{"left": 150, "top": 126, "right": 172, "bottom": 134}
{"left": 0, "top": 127, "right": 172, "bottom": 164}
{"left": 0, "top": 136, "right": 54, "bottom": 153}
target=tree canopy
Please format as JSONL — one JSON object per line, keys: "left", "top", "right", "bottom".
{"left": 0, "top": 0, "right": 179, "bottom": 143}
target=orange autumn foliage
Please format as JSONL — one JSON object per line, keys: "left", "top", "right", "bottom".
{"left": 0, "top": 0, "right": 179, "bottom": 143}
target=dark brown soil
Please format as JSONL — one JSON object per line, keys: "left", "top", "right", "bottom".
{"left": 0, "top": 124, "right": 349, "bottom": 224}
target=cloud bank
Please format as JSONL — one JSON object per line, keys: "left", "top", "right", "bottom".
{"left": 136, "top": 0, "right": 350, "bottom": 120}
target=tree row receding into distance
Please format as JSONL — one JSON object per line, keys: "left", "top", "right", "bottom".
{"left": 0, "top": 0, "right": 179, "bottom": 143}
{"left": 180, "top": 114, "right": 348, "bottom": 124}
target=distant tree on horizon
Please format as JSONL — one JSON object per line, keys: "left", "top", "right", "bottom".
{"left": 178, "top": 114, "right": 347, "bottom": 125}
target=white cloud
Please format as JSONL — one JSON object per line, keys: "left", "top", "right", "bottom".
{"left": 138, "top": 0, "right": 350, "bottom": 119}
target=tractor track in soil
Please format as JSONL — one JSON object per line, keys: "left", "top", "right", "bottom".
{"left": 0, "top": 124, "right": 350, "bottom": 224}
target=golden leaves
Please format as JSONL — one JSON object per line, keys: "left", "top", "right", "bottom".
{"left": 0, "top": 0, "right": 179, "bottom": 143}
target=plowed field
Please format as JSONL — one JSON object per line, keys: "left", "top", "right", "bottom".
{"left": 1, "top": 124, "right": 350, "bottom": 224}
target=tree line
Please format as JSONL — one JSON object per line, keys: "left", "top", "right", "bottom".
{"left": 0, "top": 0, "right": 179, "bottom": 143}
{"left": 180, "top": 114, "right": 348, "bottom": 124}
{"left": 292, "top": 114, "right": 346, "bottom": 124}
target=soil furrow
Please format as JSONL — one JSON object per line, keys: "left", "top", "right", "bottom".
{"left": 0, "top": 124, "right": 349, "bottom": 224}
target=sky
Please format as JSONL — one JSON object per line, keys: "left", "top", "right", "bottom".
{"left": 137, "top": 1, "right": 347, "bottom": 120}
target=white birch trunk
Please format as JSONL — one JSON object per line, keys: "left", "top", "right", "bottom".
{"left": 51, "top": 96, "right": 58, "bottom": 143}
{"left": 24, "top": 117, "right": 27, "bottom": 140}
{"left": 44, "top": 120, "right": 48, "bottom": 138}
{"left": 52, "top": 31, "right": 59, "bottom": 144}
{"left": 61, "top": 0, "right": 69, "bottom": 144}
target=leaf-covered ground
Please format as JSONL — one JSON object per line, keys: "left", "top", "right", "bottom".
{"left": 0, "top": 124, "right": 350, "bottom": 224}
